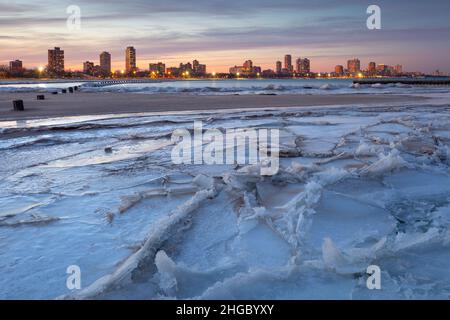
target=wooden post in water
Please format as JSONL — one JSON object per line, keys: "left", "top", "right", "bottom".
{"left": 13, "top": 100, "right": 24, "bottom": 111}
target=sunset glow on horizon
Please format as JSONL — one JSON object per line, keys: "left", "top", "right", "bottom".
{"left": 1, "top": 0, "right": 450, "bottom": 73}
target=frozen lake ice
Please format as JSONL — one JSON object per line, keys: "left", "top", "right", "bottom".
{"left": 0, "top": 103, "right": 449, "bottom": 299}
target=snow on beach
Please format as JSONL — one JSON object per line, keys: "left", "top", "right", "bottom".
{"left": 0, "top": 103, "right": 450, "bottom": 299}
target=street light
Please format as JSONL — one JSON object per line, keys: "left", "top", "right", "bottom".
{"left": 37, "top": 66, "right": 44, "bottom": 78}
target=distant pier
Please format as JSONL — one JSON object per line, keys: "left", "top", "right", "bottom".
{"left": 354, "top": 78, "right": 450, "bottom": 86}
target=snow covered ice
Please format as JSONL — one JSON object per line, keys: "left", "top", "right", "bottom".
{"left": 1, "top": 102, "right": 450, "bottom": 300}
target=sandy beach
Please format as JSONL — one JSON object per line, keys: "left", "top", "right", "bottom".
{"left": 0, "top": 92, "right": 426, "bottom": 120}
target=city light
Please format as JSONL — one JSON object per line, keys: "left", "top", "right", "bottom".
{"left": 5, "top": 46, "right": 409, "bottom": 79}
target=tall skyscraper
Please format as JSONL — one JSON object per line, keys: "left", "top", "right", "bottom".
{"left": 284, "top": 55, "right": 293, "bottom": 72}
{"left": 295, "top": 58, "right": 302, "bottom": 73}
{"left": 368, "top": 62, "right": 376, "bottom": 76}
{"left": 9, "top": 60, "right": 23, "bottom": 74}
{"left": 276, "top": 61, "right": 282, "bottom": 74}
{"left": 100, "top": 51, "right": 111, "bottom": 76}
{"left": 193, "top": 60, "right": 200, "bottom": 72}
{"left": 48, "top": 47, "right": 64, "bottom": 75}
{"left": 295, "top": 58, "right": 310, "bottom": 74}
{"left": 347, "top": 58, "right": 361, "bottom": 75}
{"left": 301, "top": 58, "right": 310, "bottom": 74}
{"left": 125, "top": 46, "right": 136, "bottom": 74}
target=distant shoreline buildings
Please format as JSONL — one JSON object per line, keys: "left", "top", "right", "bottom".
{"left": 125, "top": 46, "right": 136, "bottom": 74}
{"left": 0, "top": 46, "right": 435, "bottom": 79}
{"left": 47, "top": 47, "right": 64, "bottom": 76}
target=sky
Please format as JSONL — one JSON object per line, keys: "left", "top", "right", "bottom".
{"left": 1, "top": 0, "right": 450, "bottom": 73}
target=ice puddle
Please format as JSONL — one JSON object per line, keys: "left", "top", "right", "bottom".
{"left": 0, "top": 104, "right": 450, "bottom": 299}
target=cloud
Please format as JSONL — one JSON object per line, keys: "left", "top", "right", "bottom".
{"left": 1, "top": 0, "right": 450, "bottom": 72}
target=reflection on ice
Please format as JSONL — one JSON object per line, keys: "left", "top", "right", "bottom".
{"left": 45, "top": 139, "right": 173, "bottom": 168}
{"left": 1, "top": 103, "right": 450, "bottom": 299}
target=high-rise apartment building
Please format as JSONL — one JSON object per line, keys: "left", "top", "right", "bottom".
{"left": 276, "top": 61, "right": 282, "bottom": 74}
{"left": 125, "top": 46, "right": 136, "bottom": 74}
{"left": 295, "top": 58, "right": 301, "bottom": 73}
{"left": 192, "top": 60, "right": 199, "bottom": 74}
{"left": 284, "top": 54, "right": 293, "bottom": 72}
{"left": 368, "top": 62, "right": 376, "bottom": 76}
{"left": 48, "top": 47, "right": 65, "bottom": 75}
{"left": 295, "top": 58, "right": 311, "bottom": 74}
{"left": 347, "top": 58, "right": 361, "bottom": 75}
{"left": 296, "top": 58, "right": 310, "bottom": 74}
{"left": 100, "top": 51, "right": 111, "bottom": 76}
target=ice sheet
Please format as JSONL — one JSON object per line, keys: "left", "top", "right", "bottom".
{"left": 1, "top": 103, "right": 450, "bottom": 299}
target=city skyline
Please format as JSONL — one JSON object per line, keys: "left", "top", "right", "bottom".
{"left": 4, "top": 46, "right": 410, "bottom": 78}
{"left": 1, "top": 0, "right": 450, "bottom": 73}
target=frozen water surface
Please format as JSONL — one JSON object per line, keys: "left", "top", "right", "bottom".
{"left": 0, "top": 103, "right": 450, "bottom": 299}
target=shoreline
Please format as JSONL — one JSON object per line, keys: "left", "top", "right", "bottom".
{"left": 0, "top": 91, "right": 428, "bottom": 121}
